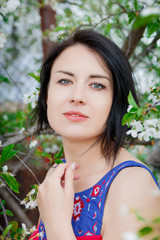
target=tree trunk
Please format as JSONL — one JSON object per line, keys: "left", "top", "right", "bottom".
{"left": 39, "top": 2, "right": 56, "bottom": 60}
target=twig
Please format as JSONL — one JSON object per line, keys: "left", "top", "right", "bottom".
{"left": 0, "top": 127, "right": 54, "bottom": 147}
{"left": 0, "top": 196, "right": 11, "bottom": 239}
{"left": 13, "top": 141, "right": 42, "bottom": 175}
{"left": 15, "top": 154, "right": 40, "bottom": 185}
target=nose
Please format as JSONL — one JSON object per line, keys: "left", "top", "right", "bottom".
{"left": 69, "top": 83, "right": 86, "bottom": 105}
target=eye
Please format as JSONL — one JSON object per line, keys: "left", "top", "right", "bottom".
{"left": 90, "top": 83, "right": 106, "bottom": 90}
{"left": 57, "top": 79, "right": 72, "bottom": 85}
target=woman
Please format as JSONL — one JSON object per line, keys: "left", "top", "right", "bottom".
{"left": 30, "top": 29, "right": 160, "bottom": 240}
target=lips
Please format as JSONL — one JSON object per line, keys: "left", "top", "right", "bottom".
{"left": 63, "top": 111, "right": 89, "bottom": 121}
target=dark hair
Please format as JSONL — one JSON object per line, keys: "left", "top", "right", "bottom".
{"left": 32, "top": 29, "right": 138, "bottom": 165}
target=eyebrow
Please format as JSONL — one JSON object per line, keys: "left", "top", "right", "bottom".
{"left": 56, "top": 70, "right": 111, "bottom": 81}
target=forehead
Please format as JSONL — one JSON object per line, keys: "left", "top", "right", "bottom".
{"left": 51, "top": 44, "right": 112, "bottom": 77}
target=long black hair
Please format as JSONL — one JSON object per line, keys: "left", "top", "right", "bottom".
{"left": 32, "top": 29, "right": 138, "bottom": 165}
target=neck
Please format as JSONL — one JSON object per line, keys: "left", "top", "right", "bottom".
{"left": 62, "top": 137, "right": 109, "bottom": 175}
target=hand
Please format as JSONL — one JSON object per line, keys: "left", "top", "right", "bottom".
{"left": 37, "top": 162, "right": 78, "bottom": 239}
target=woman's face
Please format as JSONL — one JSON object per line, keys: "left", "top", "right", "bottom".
{"left": 47, "top": 44, "right": 113, "bottom": 142}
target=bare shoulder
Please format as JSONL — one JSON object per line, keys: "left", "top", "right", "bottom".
{"left": 111, "top": 148, "right": 159, "bottom": 206}
{"left": 110, "top": 164, "right": 159, "bottom": 201}
{"left": 101, "top": 150, "right": 160, "bottom": 239}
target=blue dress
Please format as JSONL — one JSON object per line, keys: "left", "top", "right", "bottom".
{"left": 33, "top": 160, "right": 159, "bottom": 240}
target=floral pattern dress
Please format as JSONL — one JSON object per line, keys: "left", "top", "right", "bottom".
{"left": 29, "top": 160, "right": 160, "bottom": 240}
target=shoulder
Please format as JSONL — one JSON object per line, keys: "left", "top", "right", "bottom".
{"left": 110, "top": 164, "right": 158, "bottom": 202}
{"left": 101, "top": 159, "right": 160, "bottom": 239}
{"left": 101, "top": 148, "right": 160, "bottom": 239}
{"left": 104, "top": 160, "right": 159, "bottom": 225}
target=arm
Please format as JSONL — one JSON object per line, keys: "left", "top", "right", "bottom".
{"left": 37, "top": 163, "right": 77, "bottom": 240}
{"left": 102, "top": 167, "right": 160, "bottom": 240}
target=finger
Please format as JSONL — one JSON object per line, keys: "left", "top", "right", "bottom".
{"left": 52, "top": 163, "right": 69, "bottom": 184}
{"left": 46, "top": 163, "right": 58, "bottom": 177}
{"left": 64, "top": 163, "right": 76, "bottom": 195}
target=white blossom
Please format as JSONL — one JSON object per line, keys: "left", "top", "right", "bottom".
{"left": 127, "top": 120, "right": 143, "bottom": 138}
{"left": 19, "top": 127, "right": 25, "bottom": 133}
{"left": 0, "top": 32, "right": 7, "bottom": 49}
{"left": 30, "top": 225, "right": 36, "bottom": 233}
{"left": 141, "top": 7, "right": 160, "bottom": 17}
{"left": 22, "top": 223, "right": 30, "bottom": 235}
{"left": 127, "top": 129, "right": 138, "bottom": 138}
{"left": 143, "top": 119, "right": 158, "bottom": 128}
{"left": 0, "top": 141, "right": 2, "bottom": 146}
{"left": 20, "top": 200, "right": 26, "bottom": 206}
{"left": 30, "top": 189, "right": 35, "bottom": 195}
{"left": 3, "top": 114, "right": 8, "bottom": 121}
{"left": 148, "top": 93, "right": 160, "bottom": 105}
{"left": 29, "top": 140, "right": 38, "bottom": 149}
{"left": 23, "top": 88, "right": 39, "bottom": 108}
{"left": 0, "top": 0, "right": 20, "bottom": 15}
{"left": 2, "top": 165, "right": 8, "bottom": 172}
{"left": 127, "top": 105, "right": 133, "bottom": 112}
{"left": 122, "top": 231, "right": 140, "bottom": 240}
{"left": 26, "top": 199, "right": 37, "bottom": 209}
{"left": 21, "top": 198, "right": 37, "bottom": 209}
{"left": 157, "top": 39, "right": 160, "bottom": 47}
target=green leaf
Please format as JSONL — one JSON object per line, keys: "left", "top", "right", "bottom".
{"left": 0, "top": 210, "right": 13, "bottom": 216}
{"left": 3, "top": 224, "right": 13, "bottom": 237}
{"left": 54, "top": 158, "right": 63, "bottom": 164}
{"left": 0, "top": 75, "right": 10, "bottom": 84}
{"left": 128, "top": 12, "right": 136, "bottom": 24}
{"left": 1, "top": 173, "right": 19, "bottom": 193}
{"left": 54, "top": 26, "right": 66, "bottom": 32}
{"left": 0, "top": 144, "right": 17, "bottom": 165}
{"left": 134, "top": 0, "right": 138, "bottom": 11}
{"left": 9, "top": 221, "right": 18, "bottom": 232}
{"left": 137, "top": 108, "right": 143, "bottom": 117}
{"left": 122, "top": 112, "right": 136, "bottom": 125}
{"left": 0, "top": 200, "right": 5, "bottom": 210}
{"left": 138, "top": 226, "right": 153, "bottom": 237}
{"left": 54, "top": 146, "right": 63, "bottom": 159}
{"left": 42, "top": 152, "right": 52, "bottom": 159}
{"left": 133, "top": 14, "right": 160, "bottom": 29}
{"left": 64, "top": 8, "right": 72, "bottom": 17}
{"left": 104, "top": 23, "right": 112, "bottom": 34}
{"left": 147, "top": 22, "right": 159, "bottom": 37}
{"left": 28, "top": 73, "right": 40, "bottom": 82}
{"left": 128, "top": 91, "right": 138, "bottom": 109}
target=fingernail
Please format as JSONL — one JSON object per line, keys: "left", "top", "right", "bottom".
{"left": 70, "top": 162, "right": 76, "bottom": 170}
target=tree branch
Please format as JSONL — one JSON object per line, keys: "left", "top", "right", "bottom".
{"left": 132, "top": 32, "right": 160, "bottom": 67}
{"left": 0, "top": 127, "right": 54, "bottom": 147}
{"left": 122, "top": 25, "right": 147, "bottom": 59}
{"left": 0, "top": 187, "right": 33, "bottom": 229}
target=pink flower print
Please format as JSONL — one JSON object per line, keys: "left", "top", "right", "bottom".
{"left": 91, "top": 184, "right": 101, "bottom": 197}
{"left": 73, "top": 196, "right": 84, "bottom": 222}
